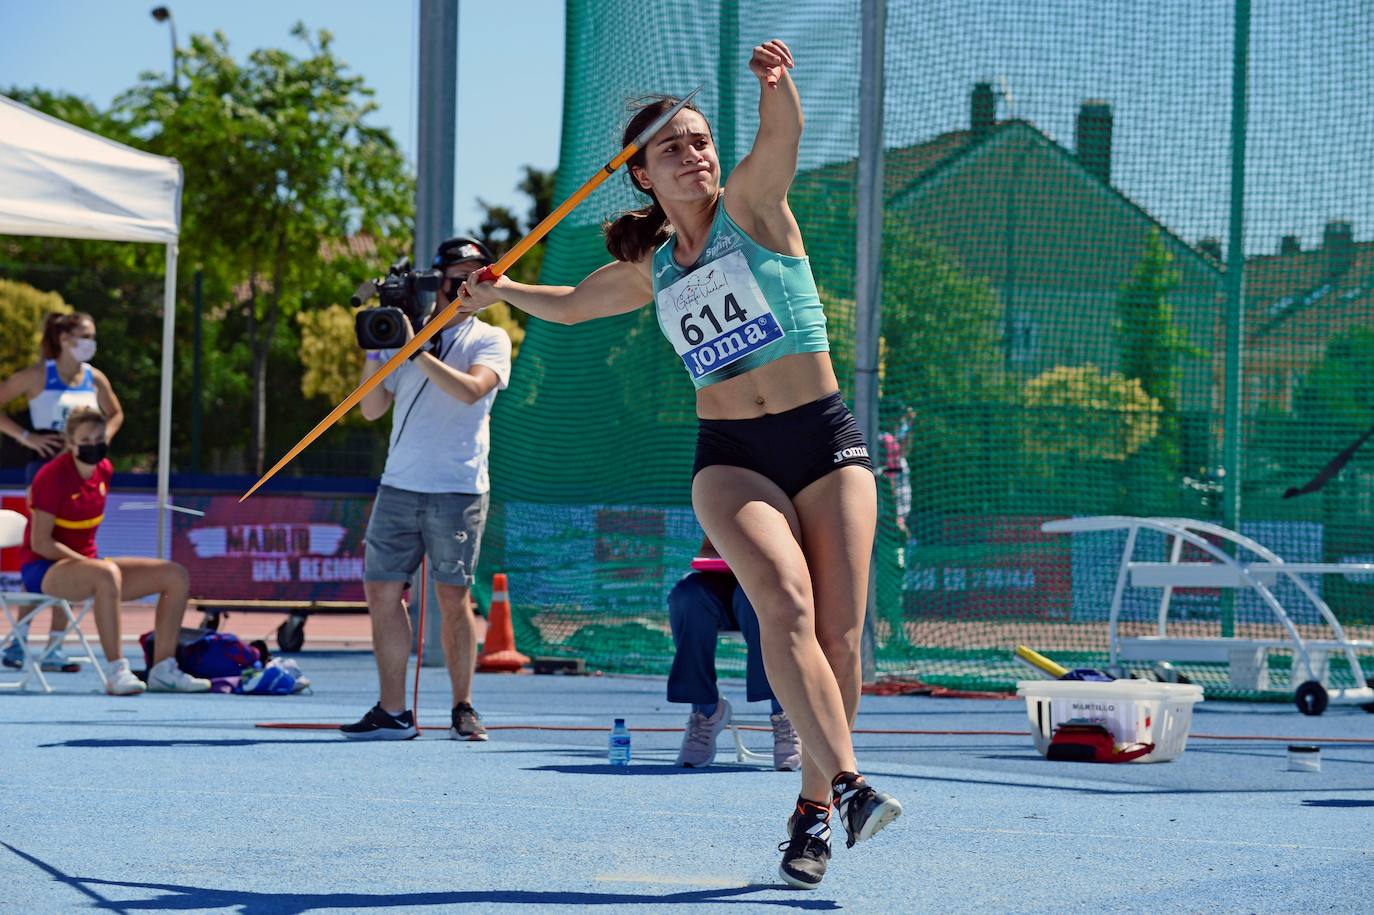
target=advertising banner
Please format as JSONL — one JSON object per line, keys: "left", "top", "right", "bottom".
{"left": 172, "top": 494, "right": 371, "bottom": 602}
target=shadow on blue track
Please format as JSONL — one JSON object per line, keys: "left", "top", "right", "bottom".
{"left": 528, "top": 763, "right": 759, "bottom": 776}
{"left": 863, "top": 767, "right": 1374, "bottom": 796}
{"left": 3, "top": 843, "right": 837, "bottom": 914}
{"left": 1301, "top": 798, "right": 1374, "bottom": 808}
{"left": 38, "top": 738, "right": 346, "bottom": 749}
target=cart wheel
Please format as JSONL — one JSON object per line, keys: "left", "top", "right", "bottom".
{"left": 1362, "top": 703, "right": 1374, "bottom": 714}
{"left": 277, "top": 614, "right": 306, "bottom": 653}
{"left": 1294, "top": 680, "right": 1329, "bottom": 716}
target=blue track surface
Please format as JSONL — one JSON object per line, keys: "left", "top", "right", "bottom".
{"left": 2, "top": 652, "right": 1371, "bottom": 913}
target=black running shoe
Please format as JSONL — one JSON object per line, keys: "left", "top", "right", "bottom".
{"left": 832, "top": 773, "right": 903, "bottom": 848}
{"left": 339, "top": 704, "right": 417, "bottom": 741}
{"left": 450, "top": 701, "right": 488, "bottom": 741}
{"left": 778, "top": 798, "right": 832, "bottom": 889}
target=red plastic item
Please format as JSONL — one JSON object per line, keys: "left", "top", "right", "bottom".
{"left": 690, "top": 556, "right": 731, "bottom": 573}
{"left": 1046, "top": 722, "right": 1154, "bottom": 763}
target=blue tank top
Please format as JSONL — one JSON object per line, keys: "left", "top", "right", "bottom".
{"left": 651, "top": 200, "right": 829, "bottom": 389}
{"left": 28, "top": 360, "right": 99, "bottom": 432}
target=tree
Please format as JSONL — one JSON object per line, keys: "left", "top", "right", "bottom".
{"left": 1115, "top": 229, "right": 1197, "bottom": 469}
{"left": 296, "top": 304, "right": 365, "bottom": 410}
{"left": 0, "top": 280, "right": 69, "bottom": 384}
{"left": 472, "top": 165, "right": 555, "bottom": 294}
{"left": 466, "top": 165, "right": 555, "bottom": 351}
{"left": 116, "top": 25, "right": 414, "bottom": 474}
{"left": 1023, "top": 365, "right": 1161, "bottom": 462}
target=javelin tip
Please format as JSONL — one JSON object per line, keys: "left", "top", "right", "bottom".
{"left": 631, "top": 85, "right": 707, "bottom": 148}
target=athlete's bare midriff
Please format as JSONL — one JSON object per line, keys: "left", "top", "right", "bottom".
{"left": 694, "top": 351, "right": 839, "bottom": 419}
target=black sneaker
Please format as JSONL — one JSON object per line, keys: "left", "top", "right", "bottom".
{"left": 778, "top": 798, "right": 832, "bottom": 889}
{"left": 450, "top": 702, "right": 488, "bottom": 741}
{"left": 832, "top": 773, "right": 903, "bottom": 848}
{"left": 339, "top": 704, "right": 417, "bottom": 741}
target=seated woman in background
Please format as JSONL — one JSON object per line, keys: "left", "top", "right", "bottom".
{"left": 17, "top": 407, "right": 208, "bottom": 696}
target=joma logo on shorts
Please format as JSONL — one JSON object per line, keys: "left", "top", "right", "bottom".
{"left": 833, "top": 446, "right": 869, "bottom": 463}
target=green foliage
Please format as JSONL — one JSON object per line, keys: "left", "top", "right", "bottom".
{"left": 114, "top": 24, "right": 415, "bottom": 473}
{"left": 1295, "top": 325, "right": 1374, "bottom": 422}
{"left": 296, "top": 304, "right": 365, "bottom": 412}
{"left": 1115, "top": 229, "right": 1198, "bottom": 469}
{"left": 1023, "top": 365, "right": 1161, "bottom": 462}
{"left": 0, "top": 280, "right": 69, "bottom": 400}
{"left": 470, "top": 165, "right": 557, "bottom": 322}
{"left": 879, "top": 220, "right": 1006, "bottom": 407}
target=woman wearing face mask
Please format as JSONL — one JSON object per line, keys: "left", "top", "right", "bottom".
{"left": 0, "top": 312, "right": 124, "bottom": 671}
{"left": 16, "top": 408, "right": 209, "bottom": 695}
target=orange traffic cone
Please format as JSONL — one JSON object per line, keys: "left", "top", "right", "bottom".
{"left": 477, "top": 572, "right": 529, "bottom": 673}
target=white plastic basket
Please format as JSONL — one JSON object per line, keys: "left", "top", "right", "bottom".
{"left": 1017, "top": 679, "right": 1205, "bottom": 763}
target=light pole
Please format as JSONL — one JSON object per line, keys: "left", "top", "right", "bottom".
{"left": 150, "top": 6, "right": 179, "bottom": 94}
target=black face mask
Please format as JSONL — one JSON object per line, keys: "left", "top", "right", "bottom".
{"left": 76, "top": 442, "right": 109, "bottom": 464}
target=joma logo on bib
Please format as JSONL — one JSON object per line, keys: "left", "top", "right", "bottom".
{"left": 657, "top": 250, "right": 785, "bottom": 380}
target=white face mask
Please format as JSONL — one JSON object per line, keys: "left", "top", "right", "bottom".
{"left": 68, "top": 338, "right": 97, "bottom": 363}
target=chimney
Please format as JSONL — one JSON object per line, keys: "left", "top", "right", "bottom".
{"left": 1075, "top": 100, "right": 1113, "bottom": 184}
{"left": 1324, "top": 220, "right": 1353, "bottom": 276}
{"left": 1279, "top": 235, "right": 1301, "bottom": 256}
{"left": 1198, "top": 237, "right": 1222, "bottom": 261}
{"left": 970, "top": 82, "right": 995, "bottom": 140}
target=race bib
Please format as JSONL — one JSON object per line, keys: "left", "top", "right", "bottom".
{"left": 656, "top": 250, "right": 785, "bottom": 380}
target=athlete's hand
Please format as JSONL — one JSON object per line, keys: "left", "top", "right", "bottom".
{"left": 749, "top": 39, "right": 794, "bottom": 88}
{"left": 457, "top": 270, "right": 509, "bottom": 316}
{"left": 25, "top": 431, "right": 63, "bottom": 458}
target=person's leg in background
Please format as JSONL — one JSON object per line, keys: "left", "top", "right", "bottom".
{"left": 426, "top": 491, "right": 488, "bottom": 741}
{"left": 667, "top": 571, "right": 735, "bottom": 766}
{"left": 343, "top": 486, "right": 422, "bottom": 740}
{"left": 734, "top": 587, "right": 800, "bottom": 770}
{"left": 109, "top": 556, "right": 209, "bottom": 692}
{"left": 37, "top": 557, "right": 144, "bottom": 695}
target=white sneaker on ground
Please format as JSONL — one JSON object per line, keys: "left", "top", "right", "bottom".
{"left": 146, "top": 657, "right": 211, "bottom": 693}
{"left": 105, "top": 658, "right": 146, "bottom": 696}
{"left": 675, "top": 697, "right": 732, "bottom": 767}
{"left": 771, "top": 711, "right": 802, "bottom": 771}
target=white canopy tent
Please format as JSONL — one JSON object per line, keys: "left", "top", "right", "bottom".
{"left": 0, "top": 93, "right": 184, "bottom": 557}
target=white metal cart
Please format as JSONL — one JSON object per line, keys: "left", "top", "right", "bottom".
{"left": 1041, "top": 515, "right": 1374, "bottom": 715}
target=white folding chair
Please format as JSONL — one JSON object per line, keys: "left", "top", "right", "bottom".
{"left": 0, "top": 509, "right": 107, "bottom": 693}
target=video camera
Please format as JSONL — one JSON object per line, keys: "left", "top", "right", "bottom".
{"left": 351, "top": 257, "right": 442, "bottom": 350}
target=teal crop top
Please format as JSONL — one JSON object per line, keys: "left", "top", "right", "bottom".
{"left": 651, "top": 199, "right": 829, "bottom": 389}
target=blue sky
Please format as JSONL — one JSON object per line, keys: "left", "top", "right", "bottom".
{"left": 1, "top": 1, "right": 1368, "bottom": 259}
{"left": 0, "top": 0, "right": 564, "bottom": 238}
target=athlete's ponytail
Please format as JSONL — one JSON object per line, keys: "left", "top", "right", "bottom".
{"left": 603, "top": 96, "right": 710, "bottom": 263}
{"left": 605, "top": 198, "right": 670, "bottom": 264}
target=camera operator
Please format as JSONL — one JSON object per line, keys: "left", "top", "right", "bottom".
{"left": 341, "top": 236, "right": 512, "bottom": 742}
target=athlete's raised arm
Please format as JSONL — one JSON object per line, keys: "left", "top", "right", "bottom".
{"left": 723, "top": 40, "right": 802, "bottom": 215}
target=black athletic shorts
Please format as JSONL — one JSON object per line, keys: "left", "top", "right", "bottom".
{"left": 692, "top": 391, "right": 873, "bottom": 498}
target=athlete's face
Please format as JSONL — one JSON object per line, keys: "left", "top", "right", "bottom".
{"left": 634, "top": 110, "right": 719, "bottom": 204}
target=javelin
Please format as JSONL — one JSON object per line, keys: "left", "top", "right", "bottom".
{"left": 242, "top": 87, "right": 703, "bottom": 501}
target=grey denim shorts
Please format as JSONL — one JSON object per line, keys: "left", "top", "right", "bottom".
{"left": 363, "top": 485, "right": 489, "bottom": 586}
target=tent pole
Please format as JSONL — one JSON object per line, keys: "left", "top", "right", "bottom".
{"left": 157, "top": 242, "right": 178, "bottom": 558}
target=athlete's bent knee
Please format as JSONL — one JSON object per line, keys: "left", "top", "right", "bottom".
{"left": 817, "top": 626, "right": 862, "bottom": 665}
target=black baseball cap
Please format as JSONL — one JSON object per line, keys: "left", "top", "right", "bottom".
{"left": 433, "top": 235, "right": 494, "bottom": 268}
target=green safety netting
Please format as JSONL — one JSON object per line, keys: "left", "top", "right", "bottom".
{"left": 477, "top": 0, "right": 1374, "bottom": 700}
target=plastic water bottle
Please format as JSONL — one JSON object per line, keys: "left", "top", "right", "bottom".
{"left": 608, "top": 718, "right": 632, "bottom": 767}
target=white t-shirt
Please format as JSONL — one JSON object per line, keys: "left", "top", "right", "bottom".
{"left": 378, "top": 318, "right": 511, "bottom": 494}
